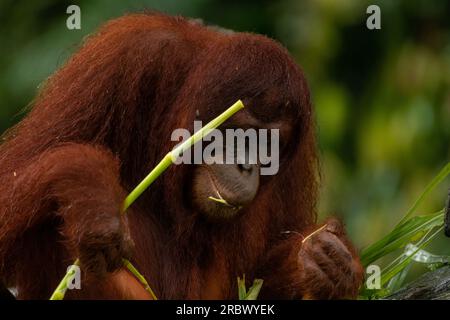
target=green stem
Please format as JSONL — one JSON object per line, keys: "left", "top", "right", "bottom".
{"left": 50, "top": 100, "right": 245, "bottom": 300}
{"left": 170, "top": 100, "right": 245, "bottom": 160}
{"left": 122, "top": 258, "right": 158, "bottom": 300}
{"left": 123, "top": 99, "right": 245, "bottom": 211}
{"left": 122, "top": 154, "right": 172, "bottom": 212}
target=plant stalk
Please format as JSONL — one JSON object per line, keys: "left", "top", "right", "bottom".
{"left": 50, "top": 100, "right": 245, "bottom": 300}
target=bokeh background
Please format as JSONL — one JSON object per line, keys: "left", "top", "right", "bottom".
{"left": 0, "top": 0, "right": 449, "bottom": 272}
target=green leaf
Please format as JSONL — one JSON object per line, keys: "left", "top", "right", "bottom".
{"left": 245, "top": 279, "right": 264, "bottom": 300}
{"left": 237, "top": 276, "right": 264, "bottom": 300}
{"left": 361, "top": 211, "right": 444, "bottom": 266}
{"left": 237, "top": 275, "right": 247, "bottom": 300}
{"left": 379, "top": 226, "right": 444, "bottom": 288}
{"left": 385, "top": 260, "right": 412, "bottom": 292}
{"left": 396, "top": 162, "right": 450, "bottom": 226}
{"left": 361, "top": 162, "right": 450, "bottom": 267}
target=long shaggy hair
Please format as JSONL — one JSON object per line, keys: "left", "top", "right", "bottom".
{"left": 0, "top": 13, "right": 320, "bottom": 299}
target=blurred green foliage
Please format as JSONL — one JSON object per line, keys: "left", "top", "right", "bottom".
{"left": 0, "top": 0, "right": 449, "bottom": 264}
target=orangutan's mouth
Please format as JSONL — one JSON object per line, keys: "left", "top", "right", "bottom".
{"left": 206, "top": 171, "right": 242, "bottom": 212}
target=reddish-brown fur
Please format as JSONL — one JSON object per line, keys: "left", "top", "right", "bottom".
{"left": 0, "top": 13, "right": 363, "bottom": 299}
